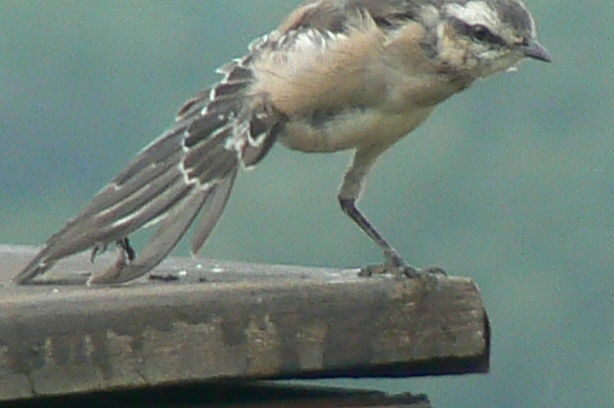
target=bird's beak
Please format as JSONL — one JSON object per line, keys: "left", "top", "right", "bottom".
{"left": 520, "top": 39, "right": 553, "bottom": 63}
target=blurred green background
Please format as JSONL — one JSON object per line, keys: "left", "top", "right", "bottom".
{"left": 1, "top": 1, "right": 611, "bottom": 406}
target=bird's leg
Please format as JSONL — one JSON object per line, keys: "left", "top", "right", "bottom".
{"left": 118, "top": 237, "right": 136, "bottom": 262}
{"left": 90, "top": 242, "right": 108, "bottom": 263}
{"left": 89, "top": 238, "right": 134, "bottom": 263}
{"left": 339, "top": 198, "right": 404, "bottom": 268}
{"left": 339, "top": 197, "right": 446, "bottom": 278}
{"left": 339, "top": 148, "right": 446, "bottom": 279}
{"left": 87, "top": 238, "right": 135, "bottom": 285}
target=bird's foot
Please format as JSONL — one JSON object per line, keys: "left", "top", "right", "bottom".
{"left": 87, "top": 239, "right": 135, "bottom": 285}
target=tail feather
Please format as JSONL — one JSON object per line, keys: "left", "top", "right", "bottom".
{"left": 15, "top": 46, "right": 282, "bottom": 285}
{"left": 114, "top": 127, "right": 186, "bottom": 185}
{"left": 191, "top": 167, "right": 238, "bottom": 254}
{"left": 184, "top": 127, "right": 238, "bottom": 183}
{"left": 87, "top": 184, "right": 214, "bottom": 284}
{"left": 40, "top": 149, "right": 189, "bottom": 254}
{"left": 14, "top": 170, "right": 192, "bottom": 284}
{"left": 89, "top": 171, "right": 185, "bottom": 231}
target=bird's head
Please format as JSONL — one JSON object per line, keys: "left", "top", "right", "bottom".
{"left": 420, "top": 0, "right": 552, "bottom": 77}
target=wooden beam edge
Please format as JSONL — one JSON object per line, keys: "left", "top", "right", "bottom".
{"left": 0, "top": 244, "right": 489, "bottom": 401}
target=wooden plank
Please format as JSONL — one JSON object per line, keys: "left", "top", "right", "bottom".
{"left": 0, "top": 381, "right": 434, "bottom": 408}
{"left": 0, "top": 244, "right": 489, "bottom": 401}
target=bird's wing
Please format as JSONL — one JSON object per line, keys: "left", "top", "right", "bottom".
{"left": 248, "top": 0, "right": 423, "bottom": 120}
{"left": 277, "top": 0, "right": 419, "bottom": 34}
{"left": 15, "top": 43, "right": 281, "bottom": 284}
{"left": 15, "top": 0, "right": 423, "bottom": 284}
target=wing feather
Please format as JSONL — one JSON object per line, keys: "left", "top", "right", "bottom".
{"left": 15, "top": 51, "right": 279, "bottom": 284}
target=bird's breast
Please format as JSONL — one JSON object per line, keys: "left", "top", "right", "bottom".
{"left": 278, "top": 104, "right": 435, "bottom": 153}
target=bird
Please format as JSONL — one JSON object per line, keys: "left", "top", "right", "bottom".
{"left": 14, "top": 0, "right": 552, "bottom": 285}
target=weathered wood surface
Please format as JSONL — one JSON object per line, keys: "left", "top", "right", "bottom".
{"left": 0, "top": 244, "right": 489, "bottom": 401}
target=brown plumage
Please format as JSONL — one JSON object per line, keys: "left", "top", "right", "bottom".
{"left": 15, "top": 0, "right": 551, "bottom": 284}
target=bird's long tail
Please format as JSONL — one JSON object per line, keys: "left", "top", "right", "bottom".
{"left": 14, "top": 56, "right": 280, "bottom": 284}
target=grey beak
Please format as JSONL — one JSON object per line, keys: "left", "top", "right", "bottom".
{"left": 521, "top": 39, "right": 553, "bottom": 63}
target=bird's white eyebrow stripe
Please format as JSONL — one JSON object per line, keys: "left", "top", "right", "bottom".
{"left": 445, "top": 1, "right": 500, "bottom": 27}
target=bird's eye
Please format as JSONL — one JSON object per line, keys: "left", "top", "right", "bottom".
{"left": 470, "top": 24, "right": 491, "bottom": 42}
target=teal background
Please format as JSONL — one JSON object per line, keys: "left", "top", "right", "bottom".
{"left": 1, "top": 1, "right": 611, "bottom": 406}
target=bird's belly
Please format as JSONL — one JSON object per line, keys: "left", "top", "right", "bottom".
{"left": 278, "top": 106, "right": 434, "bottom": 153}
